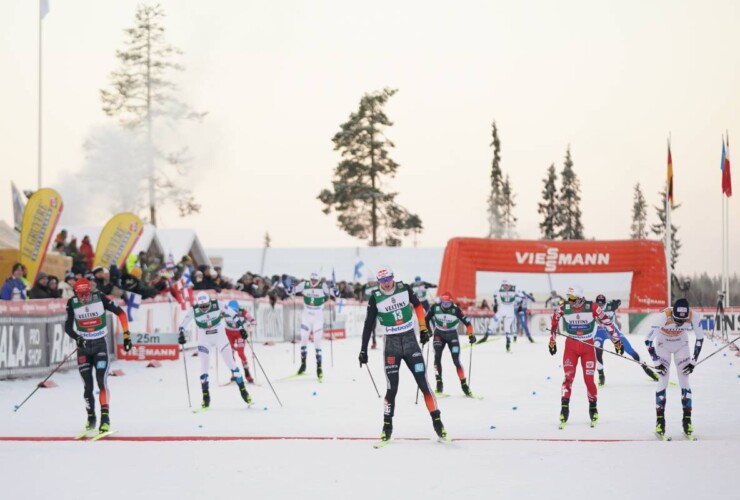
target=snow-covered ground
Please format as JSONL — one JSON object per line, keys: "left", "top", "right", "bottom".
{"left": 1, "top": 332, "right": 738, "bottom": 500}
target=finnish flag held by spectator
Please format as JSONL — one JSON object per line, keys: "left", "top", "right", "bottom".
{"left": 126, "top": 291, "right": 142, "bottom": 321}
{"left": 354, "top": 260, "right": 365, "bottom": 281}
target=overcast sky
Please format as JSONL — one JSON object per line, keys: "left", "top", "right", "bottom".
{"left": 1, "top": 0, "right": 738, "bottom": 276}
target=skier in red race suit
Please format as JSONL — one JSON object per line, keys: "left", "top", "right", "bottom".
{"left": 548, "top": 285, "right": 623, "bottom": 427}
{"left": 224, "top": 300, "right": 256, "bottom": 383}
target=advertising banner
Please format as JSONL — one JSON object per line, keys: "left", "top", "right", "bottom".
{"left": 19, "top": 188, "right": 63, "bottom": 283}
{"left": 93, "top": 212, "right": 144, "bottom": 270}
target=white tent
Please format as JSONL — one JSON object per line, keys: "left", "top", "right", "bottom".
{"left": 158, "top": 228, "right": 211, "bottom": 268}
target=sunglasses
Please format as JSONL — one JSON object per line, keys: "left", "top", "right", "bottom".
{"left": 378, "top": 276, "right": 394, "bottom": 284}
{"left": 567, "top": 295, "right": 578, "bottom": 302}
{"left": 440, "top": 301, "right": 452, "bottom": 308}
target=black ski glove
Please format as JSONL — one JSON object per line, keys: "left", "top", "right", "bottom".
{"left": 178, "top": 327, "right": 186, "bottom": 345}
{"left": 239, "top": 327, "right": 248, "bottom": 340}
{"left": 548, "top": 339, "right": 557, "bottom": 356}
{"left": 123, "top": 331, "right": 132, "bottom": 352}
{"left": 654, "top": 363, "right": 668, "bottom": 376}
{"left": 358, "top": 351, "right": 368, "bottom": 367}
{"left": 419, "top": 327, "right": 431, "bottom": 345}
{"left": 468, "top": 334, "right": 476, "bottom": 344}
{"left": 682, "top": 363, "right": 695, "bottom": 375}
{"left": 76, "top": 336, "right": 87, "bottom": 349}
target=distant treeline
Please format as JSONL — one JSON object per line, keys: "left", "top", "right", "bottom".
{"left": 675, "top": 273, "right": 739, "bottom": 308}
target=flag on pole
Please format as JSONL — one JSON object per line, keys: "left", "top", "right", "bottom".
{"left": 126, "top": 291, "right": 142, "bottom": 321}
{"left": 40, "top": 0, "right": 49, "bottom": 19}
{"left": 722, "top": 135, "right": 733, "bottom": 197}
{"left": 667, "top": 140, "right": 674, "bottom": 208}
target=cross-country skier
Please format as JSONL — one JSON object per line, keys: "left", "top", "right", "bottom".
{"left": 645, "top": 298, "right": 704, "bottom": 439}
{"left": 292, "top": 272, "right": 333, "bottom": 380}
{"left": 358, "top": 267, "right": 447, "bottom": 442}
{"left": 224, "top": 299, "right": 256, "bottom": 383}
{"left": 515, "top": 290, "right": 536, "bottom": 343}
{"left": 425, "top": 291, "right": 476, "bottom": 397}
{"left": 64, "top": 277, "right": 132, "bottom": 433}
{"left": 482, "top": 280, "right": 518, "bottom": 351}
{"left": 593, "top": 294, "right": 658, "bottom": 385}
{"left": 411, "top": 276, "right": 437, "bottom": 313}
{"left": 178, "top": 291, "right": 253, "bottom": 409}
{"left": 548, "top": 285, "right": 623, "bottom": 428}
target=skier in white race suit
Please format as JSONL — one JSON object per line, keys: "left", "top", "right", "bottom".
{"left": 482, "top": 280, "right": 518, "bottom": 351}
{"left": 645, "top": 298, "right": 704, "bottom": 438}
{"left": 292, "top": 272, "right": 334, "bottom": 380}
{"left": 178, "top": 291, "right": 253, "bottom": 409}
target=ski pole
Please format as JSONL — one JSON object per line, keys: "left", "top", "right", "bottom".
{"left": 329, "top": 299, "right": 334, "bottom": 368}
{"left": 415, "top": 340, "right": 431, "bottom": 404}
{"left": 365, "top": 364, "right": 381, "bottom": 398}
{"left": 292, "top": 298, "right": 296, "bottom": 364}
{"left": 696, "top": 335, "right": 740, "bottom": 366}
{"left": 181, "top": 345, "right": 192, "bottom": 408}
{"left": 14, "top": 347, "right": 78, "bottom": 412}
{"left": 245, "top": 338, "right": 283, "bottom": 407}
{"left": 468, "top": 338, "right": 474, "bottom": 386}
{"left": 553, "top": 331, "right": 645, "bottom": 367}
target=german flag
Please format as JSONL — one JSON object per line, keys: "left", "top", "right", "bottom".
{"left": 667, "top": 141, "right": 674, "bottom": 208}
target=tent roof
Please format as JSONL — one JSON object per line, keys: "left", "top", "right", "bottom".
{"left": 0, "top": 220, "right": 20, "bottom": 249}
{"left": 157, "top": 228, "right": 210, "bottom": 267}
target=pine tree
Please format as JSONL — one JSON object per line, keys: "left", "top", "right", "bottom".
{"left": 501, "top": 174, "right": 517, "bottom": 238}
{"left": 100, "top": 4, "right": 206, "bottom": 226}
{"left": 651, "top": 189, "right": 681, "bottom": 270}
{"left": 556, "top": 146, "right": 584, "bottom": 239}
{"left": 538, "top": 164, "right": 558, "bottom": 239}
{"left": 630, "top": 183, "right": 648, "bottom": 239}
{"left": 318, "top": 88, "right": 422, "bottom": 247}
{"left": 486, "top": 121, "right": 505, "bottom": 238}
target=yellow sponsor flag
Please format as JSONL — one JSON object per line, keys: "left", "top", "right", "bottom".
{"left": 19, "top": 188, "right": 64, "bottom": 283}
{"left": 93, "top": 212, "right": 144, "bottom": 270}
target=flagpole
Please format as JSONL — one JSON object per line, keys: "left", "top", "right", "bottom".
{"left": 666, "top": 136, "right": 672, "bottom": 304}
{"left": 725, "top": 132, "right": 731, "bottom": 308}
{"left": 37, "top": 0, "right": 43, "bottom": 190}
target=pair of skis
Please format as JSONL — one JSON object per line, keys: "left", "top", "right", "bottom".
{"left": 435, "top": 392, "right": 484, "bottom": 400}
{"left": 373, "top": 436, "right": 452, "bottom": 449}
{"left": 74, "top": 428, "right": 118, "bottom": 441}
{"left": 656, "top": 432, "right": 697, "bottom": 441}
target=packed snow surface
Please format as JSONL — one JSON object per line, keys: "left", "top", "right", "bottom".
{"left": 1, "top": 332, "right": 738, "bottom": 499}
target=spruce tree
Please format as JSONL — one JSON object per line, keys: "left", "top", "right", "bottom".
{"left": 538, "top": 164, "right": 558, "bottom": 239}
{"left": 651, "top": 189, "right": 681, "bottom": 270}
{"left": 556, "top": 146, "right": 584, "bottom": 239}
{"left": 501, "top": 174, "right": 517, "bottom": 238}
{"left": 100, "top": 4, "right": 205, "bottom": 225}
{"left": 318, "top": 88, "right": 422, "bottom": 247}
{"left": 630, "top": 183, "right": 648, "bottom": 239}
{"left": 486, "top": 121, "right": 504, "bottom": 238}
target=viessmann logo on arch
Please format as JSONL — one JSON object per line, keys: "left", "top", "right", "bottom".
{"left": 515, "top": 247, "right": 610, "bottom": 272}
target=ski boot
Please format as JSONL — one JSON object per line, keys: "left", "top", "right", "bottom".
{"left": 85, "top": 411, "right": 96, "bottom": 432}
{"left": 506, "top": 337, "right": 511, "bottom": 352}
{"left": 380, "top": 418, "right": 393, "bottom": 441}
{"left": 461, "top": 380, "right": 473, "bottom": 397}
{"left": 559, "top": 399, "right": 570, "bottom": 428}
{"left": 99, "top": 407, "right": 110, "bottom": 433}
{"left": 435, "top": 375, "right": 443, "bottom": 394}
{"left": 244, "top": 366, "right": 254, "bottom": 384}
{"left": 239, "top": 383, "right": 253, "bottom": 406}
{"left": 513, "top": 334, "right": 518, "bottom": 343}
{"left": 527, "top": 335, "right": 534, "bottom": 343}
{"left": 430, "top": 410, "right": 447, "bottom": 439}
{"left": 479, "top": 333, "right": 489, "bottom": 344}
{"left": 598, "top": 369, "right": 605, "bottom": 386}
{"left": 297, "top": 361, "right": 307, "bottom": 375}
{"left": 656, "top": 410, "right": 666, "bottom": 436}
{"left": 200, "top": 374, "right": 210, "bottom": 408}
{"left": 682, "top": 409, "right": 693, "bottom": 438}
{"left": 589, "top": 401, "right": 599, "bottom": 427}
{"left": 317, "top": 363, "right": 323, "bottom": 382}
{"left": 642, "top": 363, "right": 659, "bottom": 381}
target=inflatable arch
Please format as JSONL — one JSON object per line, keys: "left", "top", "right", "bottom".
{"left": 438, "top": 238, "right": 668, "bottom": 308}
